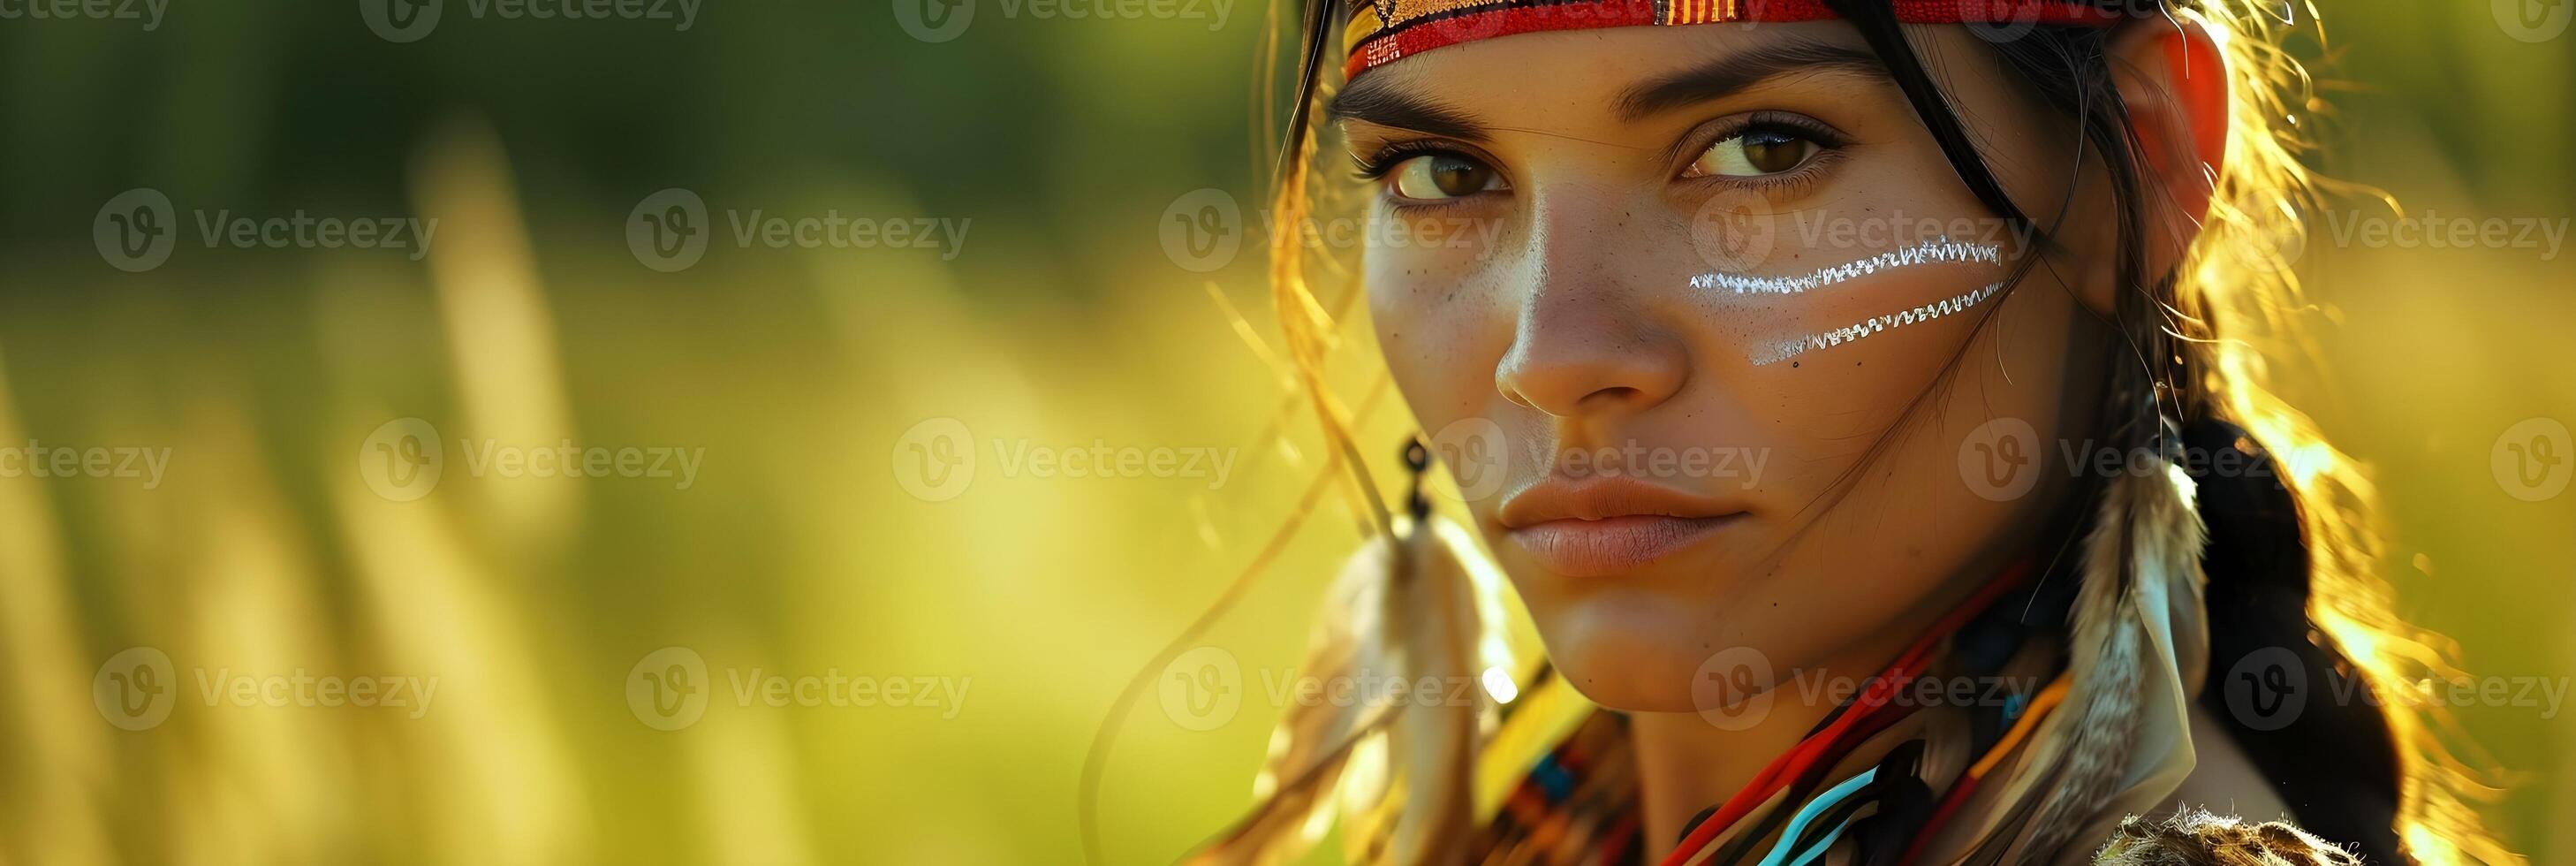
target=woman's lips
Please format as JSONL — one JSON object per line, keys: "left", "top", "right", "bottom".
{"left": 1496, "top": 475, "right": 1749, "bottom": 576}
{"left": 1504, "top": 513, "right": 1743, "bottom": 577}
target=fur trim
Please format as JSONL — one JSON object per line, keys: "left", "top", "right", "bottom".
{"left": 2093, "top": 809, "right": 2365, "bottom": 866}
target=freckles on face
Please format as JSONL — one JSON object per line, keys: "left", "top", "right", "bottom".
{"left": 1344, "top": 25, "right": 2102, "bottom": 712}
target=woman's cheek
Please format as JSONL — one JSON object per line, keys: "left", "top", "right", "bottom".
{"left": 1368, "top": 248, "right": 1514, "bottom": 402}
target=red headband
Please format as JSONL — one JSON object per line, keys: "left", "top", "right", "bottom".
{"left": 1344, "top": 0, "right": 2123, "bottom": 80}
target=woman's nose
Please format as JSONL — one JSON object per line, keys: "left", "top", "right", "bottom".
{"left": 1493, "top": 273, "right": 1692, "bottom": 420}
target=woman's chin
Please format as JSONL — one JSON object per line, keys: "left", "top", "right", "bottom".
{"left": 1533, "top": 596, "right": 1797, "bottom": 716}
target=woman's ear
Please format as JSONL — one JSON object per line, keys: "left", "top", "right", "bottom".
{"left": 2109, "top": 18, "right": 2231, "bottom": 285}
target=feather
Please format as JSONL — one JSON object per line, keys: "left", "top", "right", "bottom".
{"left": 1385, "top": 514, "right": 1482, "bottom": 866}
{"left": 1190, "top": 510, "right": 1497, "bottom": 866}
{"left": 2024, "top": 456, "right": 2207, "bottom": 855}
{"left": 1188, "top": 532, "right": 1398, "bottom": 866}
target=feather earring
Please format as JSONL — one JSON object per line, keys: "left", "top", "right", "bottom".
{"left": 1192, "top": 439, "right": 1504, "bottom": 866}
{"left": 2022, "top": 414, "right": 2209, "bottom": 855}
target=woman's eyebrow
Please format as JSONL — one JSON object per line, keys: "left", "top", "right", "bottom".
{"left": 1326, "top": 76, "right": 1490, "bottom": 141}
{"left": 1615, "top": 41, "right": 1887, "bottom": 123}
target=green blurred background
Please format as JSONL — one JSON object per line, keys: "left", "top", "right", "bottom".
{"left": 0, "top": 1, "right": 2569, "bottom": 863}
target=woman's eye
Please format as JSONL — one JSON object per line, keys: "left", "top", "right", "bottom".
{"left": 1686, "top": 126, "right": 1822, "bottom": 179}
{"left": 1388, "top": 153, "right": 1503, "bottom": 201}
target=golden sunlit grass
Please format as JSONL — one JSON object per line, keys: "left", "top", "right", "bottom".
{"left": 0, "top": 98, "right": 2565, "bottom": 866}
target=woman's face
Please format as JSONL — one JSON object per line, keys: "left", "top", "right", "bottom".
{"left": 1346, "top": 24, "right": 2119, "bottom": 712}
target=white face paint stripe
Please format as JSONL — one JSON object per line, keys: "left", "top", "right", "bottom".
{"left": 1750, "top": 281, "right": 2006, "bottom": 366}
{"left": 1689, "top": 239, "right": 2002, "bottom": 295}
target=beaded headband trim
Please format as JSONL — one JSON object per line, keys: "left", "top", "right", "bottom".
{"left": 1343, "top": 0, "right": 2122, "bottom": 79}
